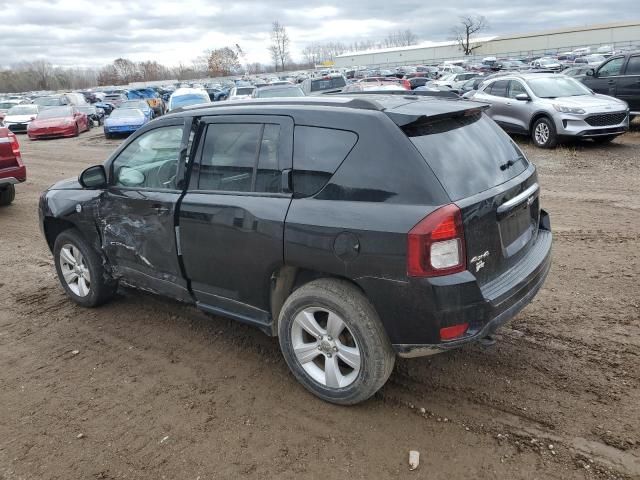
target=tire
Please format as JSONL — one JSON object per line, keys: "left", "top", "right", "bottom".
{"left": 278, "top": 278, "right": 395, "bottom": 405}
{"left": 53, "top": 229, "right": 117, "bottom": 307}
{"left": 0, "top": 184, "right": 15, "bottom": 206}
{"left": 531, "top": 117, "right": 558, "bottom": 148}
{"left": 591, "top": 135, "right": 617, "bottom": 144}
{"left": 74, "top": 124, "right": 79, "bottom": 137}
{"left": 105, "top": 133, "right": 111, "bottom": 139}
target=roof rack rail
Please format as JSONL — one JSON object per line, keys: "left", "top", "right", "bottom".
{"left": 175, "top": 96, "right": 384, "bottom": 113}
{"left": 327, "top": 90, "right": 460, "bottom": 99}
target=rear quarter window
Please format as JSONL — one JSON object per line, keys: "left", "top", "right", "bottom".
{"left": 405, "top": 113, "right": 529, "bottom": 201}
{"left": 293, "top": 126, "right": 357, "bottom": 197}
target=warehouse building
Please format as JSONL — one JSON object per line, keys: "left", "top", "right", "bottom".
{"left": 334, "top": 21, "right": 640, "bottom": 68}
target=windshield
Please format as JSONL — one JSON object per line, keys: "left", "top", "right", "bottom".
{"left": 310, "top": 77, "right": 347, "bottom": 92}
{"left": 7, "top": 105, "right": 38, "bottom": 115}
{"left": 257, "top": 87, "right": 305, "bottom": 98}
{"left": 110, "top": 109, "right": 143, "bottom": 119}
{"left": 170, "top": 94, "right": 208, "bottom": 109}
{"left": 539, "top": 58, "right": 558, "bottom": 65}
{"left": 527, "top": 77, "right": 591, "bottom": 98}
{"left": 37, "top": 107, "right": 72, "bottom": 119}
{"left": 235, "top": 87, "right": 255, "bottom": 95}
{"left": 33, "top": 97, "right": 64, "bottom": 106}
{"left": 404, "top": 113, "right": 528, "bottom": 200}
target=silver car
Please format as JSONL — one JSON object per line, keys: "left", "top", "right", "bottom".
{"left": 471, "top": 73, "right": 630, "bottom": 148}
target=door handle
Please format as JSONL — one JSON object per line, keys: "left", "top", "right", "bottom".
{"left": 506, "top": 102, "right": 512, "bottom": 106}
{"left": 151, "top": 204, "right": 170, "bottom": 214}
{"left": 607, "top": 80, "right": 616, "bottom": 85}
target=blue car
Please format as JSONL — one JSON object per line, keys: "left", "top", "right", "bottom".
{"left": 103, "top": 108, "right": 148, "bottom": 138}
{"left": 119, "top": 100, "right": 154, "bottom": 120}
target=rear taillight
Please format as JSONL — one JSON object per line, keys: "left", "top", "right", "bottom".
{"left": 440, "top": 323, "right": 469, "bottom": 341}
{"left": 401, "top": 79, "right": 411, "bottom": 90}
{"left": 407, "top": 204, "right": 466, "bottom": 277}
{"left": 8, "top": 131, "right": 20, "bottom": 156}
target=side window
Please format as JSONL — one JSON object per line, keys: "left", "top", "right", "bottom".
{"left": 626, "top": 55, "right": 640, "bottom": 75}
{"left": 199, "top": 123, "right": 261, "bottom": 192}
{"left": 293, "top": 126, "right": 357, "bottom": 197}
{"left": 488, "top": 80, "right": 509, "bottom": 97}
{"left": 508, "top": 81, "right": 527, "bottom": 98}
{"left": 197, "top": 122, "right": 284, "bottom": 194}
{"left": 112, "top": 125, "right": 183, "bottom": 190}
{"left": 598, "top": 57, "right": 624, "bottom": 77}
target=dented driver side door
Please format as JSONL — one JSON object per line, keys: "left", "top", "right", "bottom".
{"left": 98, "top": 120, "right": 191, "bottom": 302}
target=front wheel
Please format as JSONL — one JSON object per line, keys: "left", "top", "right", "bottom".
{"left": 0, "top": 184, "right": 15, "bottom": 206}
{"left": 531, "top": 117, "right": 558, "bottom": 148}
{"left": 278, "top": 279, "right": 395, "bottom": 405}
{"left": 53, "top": 229, "right": 117, "bottom": 307}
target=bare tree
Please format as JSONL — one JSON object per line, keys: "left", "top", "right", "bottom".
{"left": 452, "top": 15, "right": 488, "bottom": 55}
{"left": 269, "top": 21, "right": 290, "bottom": 72}
{"left": 207, "top": 47, "right": 241, "bottom": 77}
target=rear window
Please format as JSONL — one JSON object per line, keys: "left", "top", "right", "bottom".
{"left": 293, "top": 126, "right": 357, "bottom": 197}
{"left": 310, "top": 77, "right": 346, "bottom": 92}
{"left": 404, "top": 113, "right": 528, "bottom": 201}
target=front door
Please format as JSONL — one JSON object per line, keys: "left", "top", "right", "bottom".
{"left": 179, "top": 115, "right": 294, "bottom": 329}
{"left": 584, "top": 56, "right": 625, "bottom": 96}
{"left": 99, "top": 120, "right": 191, "bottom": 301}
{"left": 616, "top": 54, "right": 640, "bottom": 113}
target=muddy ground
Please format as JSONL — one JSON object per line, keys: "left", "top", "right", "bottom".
{"left": 0, "top": 122, "right": 639, "bottom": 480}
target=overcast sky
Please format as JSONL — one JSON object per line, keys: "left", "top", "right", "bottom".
{"left": 0, "top": 0, "right": 632, "bottom": 68}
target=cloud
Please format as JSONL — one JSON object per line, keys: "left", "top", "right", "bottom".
{"left": 0, "top": 0, "right": 633, "bottom": 68}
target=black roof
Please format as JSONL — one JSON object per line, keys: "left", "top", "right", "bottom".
{"left": 166, "top": 94, "right": 486, "bottom": 125}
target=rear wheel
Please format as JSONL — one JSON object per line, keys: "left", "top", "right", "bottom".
{"left": 0, "top": 184, "right": 15, "bottom": 206}
{"left": 53, "top": 229, "right": 117, "bottom": 307}
{"left": 531, "top": 117, "right": 557, "bottom": 148}
{"left": 278, "top": 279, "right": 395, "bottom": 405}
{"left": 74, "top": 124, "right": 79, "bottom": 137}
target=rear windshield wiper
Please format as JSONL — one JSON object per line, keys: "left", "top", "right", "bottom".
{"left": 500, "top": 159, "right": 516, "bottom": 171}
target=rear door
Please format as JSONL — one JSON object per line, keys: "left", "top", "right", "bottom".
{"left": 178, "top": 115, "right": 293, "bottom": 328}
{"left": 404, "top": 112, "right": 540, "bottom": 288}
{"left": 616, "top": 54, "right": 640, "bottom": 113}
{"left": 479, "top": 80, "right": 512, "bottom": 129}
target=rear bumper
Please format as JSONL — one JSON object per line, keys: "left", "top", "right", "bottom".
{"left": 0, "top": 167, "right": 27, "bottom": 187}
{"left": 360, "top": 210, "right": 552, "bottom": 358}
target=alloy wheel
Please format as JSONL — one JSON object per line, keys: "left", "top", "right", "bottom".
{"left": 535, "top": 122, "right": 550, "bottom": 145}
{"left": 59, "top": 243, "right": 91, "bottom": 297}
{"left": 290, "top": 307, "right": 361, "bottom": 388}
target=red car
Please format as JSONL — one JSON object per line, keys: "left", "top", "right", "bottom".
{"left": 27, "top": 106, "right": 89, "bottom": 140}
{"left": 0, "top": 127, "right": 26, "bottom": 206}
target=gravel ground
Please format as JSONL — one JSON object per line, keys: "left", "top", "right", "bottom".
{"left": 0, "top": 122, "right": 639, "bottom": 479}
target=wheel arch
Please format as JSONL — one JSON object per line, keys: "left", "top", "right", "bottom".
{"left": 529, "top": 111, "right": 553, "bottom": 133}
{"left": 269, "top": 266, "right": 367, "bottom": 335}
{"left": 43, "top": 217, "right": 76, "bottom": 252}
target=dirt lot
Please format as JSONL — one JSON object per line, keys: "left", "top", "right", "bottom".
{"left": 1, "top": 123, "right": 639, "bottom": 480}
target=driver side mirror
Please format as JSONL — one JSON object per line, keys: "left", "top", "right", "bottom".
{"left": 79, "top": 165, "right": 107, "bottom": 189}
{"left": 515, "top": 93, "right": 531, "bottom": 101}
{"left": 586, "top": 69, "right": 595, "bottom": 77}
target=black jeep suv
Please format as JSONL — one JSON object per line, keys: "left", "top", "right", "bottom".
{"left": 581, "top": 51, "right": 640, "bottom": 118}
{"left": 39, "top": 95, "right": 552, "bottom": 404}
